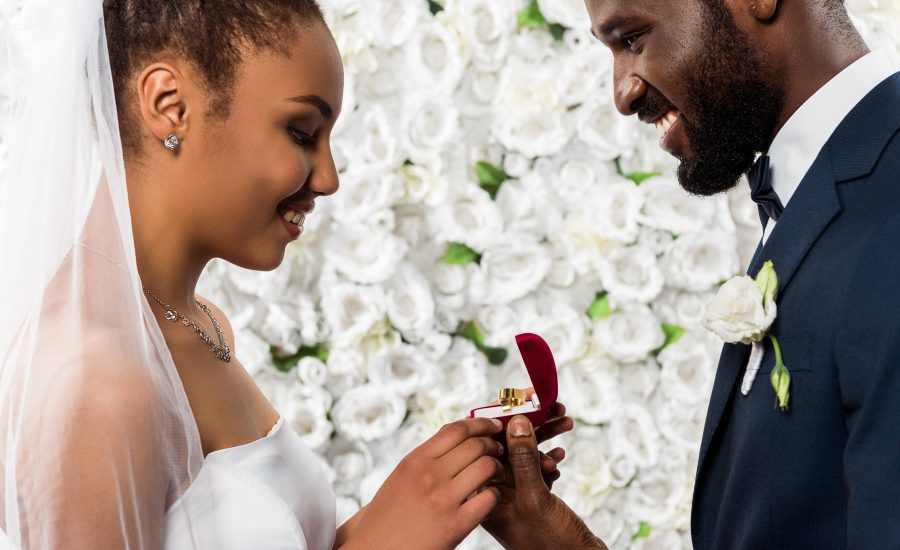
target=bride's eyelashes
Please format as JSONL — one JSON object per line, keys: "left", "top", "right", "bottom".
{"left": 288, "top": 127, "right": 316, "bottom": 148}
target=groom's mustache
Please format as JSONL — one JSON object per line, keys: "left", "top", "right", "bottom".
{"left": 637, "top": 92, "right": 679, "bottom": 125}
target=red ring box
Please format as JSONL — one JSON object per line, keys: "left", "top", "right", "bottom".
{"left": 469, "top": 333, "right": 558, "bottom": 429}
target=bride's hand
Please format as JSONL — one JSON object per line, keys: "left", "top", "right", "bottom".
{"left": 341, "top": 417, "right": 506, "bottom": 550}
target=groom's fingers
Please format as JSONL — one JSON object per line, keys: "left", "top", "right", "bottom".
{"left": 506, "top": 415, "right": 551, "bottom": 511}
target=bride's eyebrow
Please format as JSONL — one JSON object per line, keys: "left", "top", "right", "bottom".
{"left": 283, "top": 94, "right": 333, "bottom": 120}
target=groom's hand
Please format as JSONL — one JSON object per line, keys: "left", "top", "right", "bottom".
{"left": 481, "top": 415, "right": 608, "bottom": 550}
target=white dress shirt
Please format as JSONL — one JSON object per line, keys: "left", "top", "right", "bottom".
{"left": 742, "top": 49, "right": 899, "bottom": 396}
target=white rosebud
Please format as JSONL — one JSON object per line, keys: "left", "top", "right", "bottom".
{"left": 701, "top": 275, "right": 776, "bottom": 345}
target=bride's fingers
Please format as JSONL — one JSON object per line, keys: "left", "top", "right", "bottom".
{"left": 452, "top": 456, "right": 505, "bottom": 503}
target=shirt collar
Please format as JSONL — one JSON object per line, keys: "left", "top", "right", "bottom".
{"left": 767, "top": 49, "right": 899, "bottom": 209}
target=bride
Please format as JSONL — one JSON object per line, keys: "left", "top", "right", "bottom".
{"left": 0, "top": 0, "right": 572, "bottom": 548}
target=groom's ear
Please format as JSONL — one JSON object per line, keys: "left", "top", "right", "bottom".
{"left": 136, "top": 62, "right": 191, "bottom": 145}
{"left": 748, "top": 0, "right": 778, "bottom": 23}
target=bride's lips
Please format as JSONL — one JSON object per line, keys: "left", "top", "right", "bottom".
{"left": 277, "top": 201, "right": 314, "bottom": 240}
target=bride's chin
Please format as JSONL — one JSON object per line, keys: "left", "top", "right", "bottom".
{"left": 223, "top": 247, "right": 287, "bottom": 272}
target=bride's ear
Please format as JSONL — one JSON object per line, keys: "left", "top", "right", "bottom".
{"left": 136, "top": 62, "right": 191, "bottom": 146}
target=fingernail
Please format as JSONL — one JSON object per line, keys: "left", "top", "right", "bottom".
{"left": 510, "top": 416, "right": 530, "bottom": 437}
{"left": 491, "top": 418, "right": 503, "bottom": 430}
{"left": 497, "top": 442, "right": 504, "bottom": 455}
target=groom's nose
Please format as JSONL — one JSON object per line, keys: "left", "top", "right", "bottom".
{"left": 614, "top": 71, "right": 648, "bottom": 117}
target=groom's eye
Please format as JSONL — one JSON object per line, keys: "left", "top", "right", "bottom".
{"left": 621, "top": 28, "right": 649, "bottom": 53}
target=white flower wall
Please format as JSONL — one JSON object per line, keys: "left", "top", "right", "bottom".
{"left": 186, "top": 1, "right": 897, "bottom": 548}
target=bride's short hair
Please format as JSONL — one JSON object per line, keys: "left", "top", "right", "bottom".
{"left": 104, "top": 0, "right": 324, "bottom": 154}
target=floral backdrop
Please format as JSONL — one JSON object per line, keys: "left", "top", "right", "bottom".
{"left": 33, "top": 0, "right": 884, "bottom": 548}
{"left": 191, "top": 1, "right": 900, "bottom": 548}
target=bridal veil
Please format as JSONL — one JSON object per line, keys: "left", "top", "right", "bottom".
{"left": 0, "top": 0, "right": 203, "bottom": 547}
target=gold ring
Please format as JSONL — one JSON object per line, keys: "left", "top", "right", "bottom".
{"left": 498, "top": 388, "right": 526, "bottom": 412}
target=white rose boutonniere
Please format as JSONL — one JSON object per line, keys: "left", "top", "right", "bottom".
{"left": 702, "top": 261, "right": 790, "bottom": 411}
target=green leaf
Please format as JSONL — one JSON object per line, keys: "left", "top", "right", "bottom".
{"left": 270, "top": 344, "right": 330, "bottom": 373}
{"left": 484, "top": 347, "right": 509, "bottom": 365}
{"left": 426, "top": 0, "right": 444, "bottom": 15}
{"left": 587, "top": 293, "right": 612, "bottom": 320}
{"left": 624, "top": 171, "right": 661, "bottom": 185}
{"left": 548, "top": 22, "right": 566, "bottom": 41}
{"left": 460, "top": 320, "right": 486, "bottom": 349}
{"left": 443, "top": 242, "right": 480, "bottom": 265}
{"left": 658, "top": 323, "right": 686, "bottom": 351}
{"left": 475, "top": 160, "right": 509, "bottom": 199}
{"left": 632, "top": 521, "right": 652, "bottom": 541}
{"left": 517, "top": 0, "right": 547, "bottom": 27}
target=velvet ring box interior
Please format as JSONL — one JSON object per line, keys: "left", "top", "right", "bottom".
{"left": 469, "top": 332, "right": 558, "bottom": 429}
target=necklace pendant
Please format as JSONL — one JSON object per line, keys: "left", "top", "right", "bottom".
{"left": 164, "top": 310, "right": 177, "bottom": 322}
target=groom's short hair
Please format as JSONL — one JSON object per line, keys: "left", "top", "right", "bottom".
{"left": 104, "top": 0, "right": 325, "bottom": 156}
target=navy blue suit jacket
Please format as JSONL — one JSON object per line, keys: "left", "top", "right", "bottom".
{"left": 691, "top": 71, "right": 900, "bottom": 549}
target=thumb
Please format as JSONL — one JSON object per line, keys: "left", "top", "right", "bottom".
{"left": 506, "top": 415, "right": 550, "bottom": 510}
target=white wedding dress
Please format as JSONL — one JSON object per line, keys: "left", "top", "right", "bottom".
{"left": 164, "top": 417, "right": 337, "bottom": 550}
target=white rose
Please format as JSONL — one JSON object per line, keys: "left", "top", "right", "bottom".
{"left": 451, "top": 0, "right": 516, "bottom": 69}
{"left": 348, "top": 105, "right": 405, "bottom": 173}
{"left": 493, "top": 60, "right": 574, "bottom": 157}
{"left": 327, "top": 439, "right": 374, "bottom": 492}
{"left": 592, "top": 306, "right": 665, "bottom": 364}
{"left": 405, "top": 17, "right": 468, "bottom": 93}
{"left": 325, "top": 347, "right": 366, "bottom": 398}
{"left": 661, "top": 231, "right": 740, "bottom": 292}
{"left": 608, "top": 452, "right": 638, "bottom": 488}
{"left": 257, "top": 302, "right": 301, "bottom": 355}
{"left": 522, "top": 299, "right": 589, "bottom": 366}
{"left": 368, "top": 343, "right": 438, "bottom": 397}
{"left": 423, "top": 339, "right": 489, "bottom": 409}
{"left": 226, "top": 262, "right": 291, "bottom": 301}
{"left": 658, "top": 331, "right": 720, "bottom": 404}
{"left": 599, "top": 244, "right": 664, "bottom": 305}
{"left": 537, "top": 0, "right": 591, "bottom": 28}
{"left": 359, "top": 0, "right": 423, "bottom": 49}
{"left": 558, "top": 359, "right": 621, "bottom": 425}
{"left": 332, "top": 384, "right": 407, "bottom": 442}
{"left": 456, "top": 66, "right": 501, "bottom": 116}
{"left": 638, "top": 176, "right": 718, "bottom": 235}
{"left": 398, "top": 162, "right": 449, "bottom": 208}
{"left": 469, "top": 236, "right": 551, "bottom": 305}
{"left": 626, "top": 470, "right": 689, "bottom": 530}
{"left": 324, "top": 226, "right": 407, "bottom": 285}
{"left": 655, "top": 398, "right": 707, "bottom": 451}
{"left": 495, "top": 173, "right": 563, "bottom": 240}
{"left": 330, "top": 171, "right": 403, "bottom": 227}
{"left": 476, "top": 304, "right": 519, "bottom": 348}
{"left": 432, "top": 184, "right": 504, "bottom": 251}
{"left": 295, "top": 356, "right": 328, "bottom": 387}
{"left": 403, "top": 97, "right": 461, "bottom": 164}
{"left": 576, "top": 94, "right": 643, "bottom": 161}
{"left": 281, "top": 384, "right": 334, "bottom": 451}
{"left": 418, "top": 330, "right": 453, "bottom": 361}
{"left": 321, "top": 283, "right": 386, "bottom": 346}
{"left": 544, "top": 256, "right": 578, "bottom": 288}
{"left": 608, "top": 403, "right": 660, "bottom": 469}
{"left": 567, "top": 428, "right": 614, "bottom": 504}
{"left": 557, "top": 49, "right": 609, "bottom": 107}
{"left": 629, "top": 528, "right": 686, "bottom": 550}
{"left": 386, "top": 263, "right": 435, "bottom": 342}
{"left": 616, "top": 358, "right": 661, "bottom": 400}
{"left": 651, "top": 288, "right": 714, "bottom": 330}
{"left": 701, "top": 275, "right": 776, "bottom": 344}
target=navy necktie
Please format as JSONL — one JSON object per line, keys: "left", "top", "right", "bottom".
{"left": 748, "top": 155, "right": 784, "bottom": 227}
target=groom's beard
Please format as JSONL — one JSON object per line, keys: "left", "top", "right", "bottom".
{"left": 674, "top": 5, "right": 786, "bottom": 197}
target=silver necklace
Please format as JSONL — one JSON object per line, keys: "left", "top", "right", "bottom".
{"left": 142, "top": 287, "right": 232, "bottom": 363}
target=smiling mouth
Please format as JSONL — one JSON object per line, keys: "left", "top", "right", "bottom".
{"left": 655, "top": 110, "right": 680, "bottom": 140}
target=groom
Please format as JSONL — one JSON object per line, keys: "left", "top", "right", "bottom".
{"left": 486, "top": 0, "right": 900, "bottom": 548}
